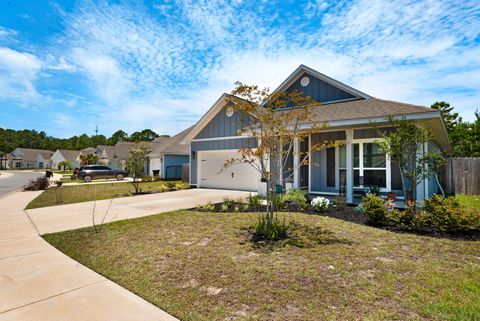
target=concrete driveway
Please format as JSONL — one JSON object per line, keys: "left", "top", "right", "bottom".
{"left": 26, "top": 188, "right": 251, "bottom": 234}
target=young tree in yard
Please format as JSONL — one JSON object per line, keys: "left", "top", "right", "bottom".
{"left": 126, "top": 145, "right": 148, "bottom": 194}
{"left": 58, "top": 161, "right": 72, "bottom": 171}
{"left": 79, "top": 153, "right": 99, "bottom": 166}
{"left": 377, "top": 117, "right": 446, "bottom": 210}
{"left": 223, "top": 83, "right": 337, "bottom": 240}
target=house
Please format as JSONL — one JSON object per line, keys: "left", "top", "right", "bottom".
{"left": 184, "top": 65, "right": 451, "bottom": 204}
{"left": 51, "top": 149, "right": 81, "bottom": 169}
{"left": 36, "top": 152, "right": 53, "bottom": 169}
{"left": 96, "top": 145, "right": 116, "bottom": 165}
{"left": 80, "top": 147, "right": 97, "bottom": 155}
{"left": 0, "top": 152, "right": 13, "bottom": 169}
{"left": 9, "top": 148, "right": 54, "bottom": 169}
{"left": 148, "top": 127, "right": 192, "bottom": 179}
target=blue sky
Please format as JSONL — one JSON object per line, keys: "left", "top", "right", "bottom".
{"left": 0, "top": 0, "right": 479, "bottom": 138}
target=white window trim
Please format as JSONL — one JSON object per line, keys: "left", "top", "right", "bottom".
{"left": 349, "top": 138, "right": 391, "bottom": 192}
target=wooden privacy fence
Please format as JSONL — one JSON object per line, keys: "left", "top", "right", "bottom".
{"left": 439, "top": 157, "right": 480, "bottom": 195}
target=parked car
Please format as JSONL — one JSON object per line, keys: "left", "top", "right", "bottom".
{"left": 77, "top": 165, "right": 128, "bottom": 182}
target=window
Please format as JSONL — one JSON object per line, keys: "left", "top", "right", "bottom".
{"left": 353, "top": 142, "right": 388, "bottom": 189}
{"left": 338, "top": 140, "right": 390, "bottom": 191}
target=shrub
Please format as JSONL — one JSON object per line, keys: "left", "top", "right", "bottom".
{"left": 196, "top": 202, "right": 214, "bottom": 212}
{"left": 165, "top": 181, "right": 176, "bottom": 190}
{"left": 253, "top": 215, "right": 287, "bottom": 241}
{"left": 175, "top": 182, "right": 187, "bottom": 190}
{"left": 273, "top": 194, "right": 286, "bottom": 209}
{"left": 420, "top": 195, "right": 480, "bottom": 233}
{"left": 23, "top": 177, "right": 50, "bottom": 191}
{"left": 221, "top": 203, "right": 229, "bottom": 212}
{"left": 142, "top": 175, "right": 153, "bottom": 182}
{"left": 386, "top": 207, "right": 416, "bottom": 229}
{"left": 223, "top": 197, "right": 234, "bottom": 208}
{"left": 247, "top": 194, "right": 261, "bottom": 209}
{"left": 311, "top": 196, "right": 330, "bottom": 213}
{"left": 334, "top": 195, "right": 347, "bottom": 211}
{"left": 242, "top": 203, "right": 250, "bottom": 211}
{"left": 361, "top": 194, "right": 388, "bottom": 226}
{"left": 282, "top": 188, "right": 307, "bottom": 206}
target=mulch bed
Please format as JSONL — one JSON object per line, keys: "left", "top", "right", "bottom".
{"left": 191, "top": 202, "right": 480, "bottom": 241}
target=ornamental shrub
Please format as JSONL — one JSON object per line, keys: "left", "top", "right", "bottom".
{"left": 23, "top": 176, "right": 50, "bottom": 191}
{"left": 420, "top": 195, "right": 480, "bottom": 233}
{"left": 282, "top": 188, "right": 307, "bottom": 206}
{"left": 361, "top": 194, "right": 388, "bottom": 226}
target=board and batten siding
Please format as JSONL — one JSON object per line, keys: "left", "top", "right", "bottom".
{"left": 310, "top": 131, "right": 346, "bottom": 193}
{"left": 192, "top": 108, "right": 257, "bottom": 185}
{"left": 195, "top": 107, "right": 252, "bottom": 139}
{"left": 286, "top": 72, "right": 356, "bottom": 103}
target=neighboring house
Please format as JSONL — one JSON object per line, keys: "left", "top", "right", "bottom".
{"left": 184, "top": 64, "right": 451, "bottom": 204}
{"left": 36, "top": 152, "right": 53, "bottom": 169}
{"left": 9, "top": 148, "right": 54, "bottom": 169}
{"left": 0, "top": 153, "right": 14, "bottom": 169}
{"left": 148, "top": 127, "right": 192, "bottom": 179}
{"left": 110, "top": 141, "right": 152, "bottom": 172}
{"left": 96, "top": 145, "right": 116, "bottom": 165}
{"left": 51, "top": 149, "right": 81, "bottom": 169}
{"left": 80, "top": 147, "right": 97, "bottom": 155}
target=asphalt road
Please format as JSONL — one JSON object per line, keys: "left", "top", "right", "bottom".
{"left": 0, "top": 171, "right": 45, "bottom": 198}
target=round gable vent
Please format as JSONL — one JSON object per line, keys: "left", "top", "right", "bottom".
{"left": 300, "top": 76, "right": 310, "bottom": 87}
{"left": 225, "top": 106, "right": 234, "bottom": 117}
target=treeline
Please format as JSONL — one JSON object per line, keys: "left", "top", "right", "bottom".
{"left": 0, "top": 128, "right": 167, "bottom": 153}
{"left": 431, "top": 102, "right": 480, "bottom": 157}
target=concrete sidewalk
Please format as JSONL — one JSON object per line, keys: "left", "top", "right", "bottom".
{"left": 26, "top": 188, "right": 250, "bottom": 234}
{"left": 0, "top": 191, "right": 180, "bottom": 321}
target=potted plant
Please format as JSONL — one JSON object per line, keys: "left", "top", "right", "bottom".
{"left": 284, "top": 178, "right": 294, "bottom": 191}
{"left": 387, "top": 191, "right": 397, "bottom": 201}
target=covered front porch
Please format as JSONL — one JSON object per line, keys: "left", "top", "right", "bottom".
{"left": 287, "top": 127, "right": 408, "bottom": 204}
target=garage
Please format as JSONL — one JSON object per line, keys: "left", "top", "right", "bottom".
{"left": 198, "top": 150, "right": 260, "bottom": 192}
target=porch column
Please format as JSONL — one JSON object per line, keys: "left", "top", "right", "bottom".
{"left": 345, "top": 129, "right": 354, "bottom": 203}
{"left": 293, "top": 137, "right": 300, "bottom": 188}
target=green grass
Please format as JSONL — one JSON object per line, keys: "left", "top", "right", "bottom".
{"left": 456, "top": 195, "right": 480, "bottom": 210}
{"left": 43, "top": 211, "right": 480, "bottom": 321}
{"left": 26, "top": 180, "right": 186, "bottom": 209}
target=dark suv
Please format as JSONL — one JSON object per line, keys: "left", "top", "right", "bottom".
{"left": 78, "top": 165, "right": 128, "bottom": 182}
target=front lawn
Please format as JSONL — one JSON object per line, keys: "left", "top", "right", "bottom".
{"left": 456, "top": 195, "right": 480, "bottom": 210}
{"left": 26, "top": 180, "right": 185, "bottom": 209}
{"left": 43, "top": 211, "right": 480, "bottom": 321}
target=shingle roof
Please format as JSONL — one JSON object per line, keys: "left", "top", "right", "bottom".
{"left": 149, "top": 126, "right": 193, "bottom": 156}
{"left": 13, "top": 148, "right": 53, "bottom": 162}
{"left": 279, "top": 98, "right": 436, "bottom": 123}
{"left": 57, "top": 149, "right": 81, "bottom": 162}
{"left": 113, "top": 141, "right": 153, "bottom": 160}
{"left": 38, "top": 152, "right": 53, "bottom": 160}
{"left": 80, "top": 147, "right": 97, "bottom": 154}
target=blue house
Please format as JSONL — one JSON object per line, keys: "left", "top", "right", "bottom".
{"left": 184, "top": 65, "right": 451, "bottom": 203}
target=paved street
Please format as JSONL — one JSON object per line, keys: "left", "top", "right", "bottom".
{"left": 0, "top": 171, "right": 44, "bottom": 198}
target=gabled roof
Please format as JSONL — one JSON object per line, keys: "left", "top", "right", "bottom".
{"left": 56, "top": 149, "right": 81, "bottom": 162}
{"left": 149, "top": 126, "right": 194, "bottom": 156}
{"left": 37, "top": 152, "right": 53, "bottom": 160}
{"left": 113, "top": 141, "right": 152, "bottom": 160}
{"left": 12, "top": 148, "right": 53, "bottom": 162}
{"left": 270, "top": 64, "right": 372, "bottom": 100}
{"left": 80, "top": 147, "right": 97, "bottom": 154}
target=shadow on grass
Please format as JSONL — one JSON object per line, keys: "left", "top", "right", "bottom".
{"left": 243, "top": 221, "right": 354, "bottom": 251}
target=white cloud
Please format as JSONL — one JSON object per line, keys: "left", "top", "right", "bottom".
{"left": 0, "top": 47, "right": 42, "bottom": 103}
{"left": 37, "top": 0, "right": 480, "bottom": 136}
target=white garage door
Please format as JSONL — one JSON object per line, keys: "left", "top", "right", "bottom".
{"left": 199, "top": 150, "right": 259, "bottom": 192}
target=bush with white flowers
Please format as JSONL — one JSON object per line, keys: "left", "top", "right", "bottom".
{"left": 311, "top": 196, "right": 330, "bottom": 213}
